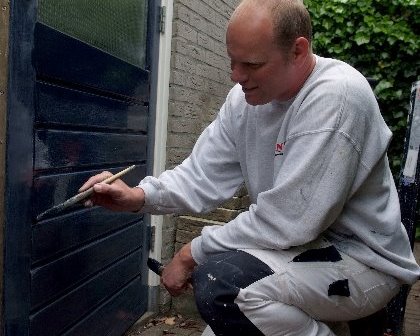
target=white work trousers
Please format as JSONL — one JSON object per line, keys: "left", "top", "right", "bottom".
{"left": 193, "top": 237, "right": 400, "bottom": 336}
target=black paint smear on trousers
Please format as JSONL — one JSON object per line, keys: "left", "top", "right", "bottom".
{"left": 328, "top": 279, "right": 351, "bottom": 297}
{"left": 292, "top": 245, "right": 342, "bottom": 262}
{"left": 192, "top": 250, "right": 274, "bottom": 336}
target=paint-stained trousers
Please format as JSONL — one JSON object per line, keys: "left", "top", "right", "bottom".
{"left": 192, "top": 237, "right": 400, "bottom": 336}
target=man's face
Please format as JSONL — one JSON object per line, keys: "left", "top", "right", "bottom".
{"left": 226, "top": 11, "right": 296, "bottom": 105}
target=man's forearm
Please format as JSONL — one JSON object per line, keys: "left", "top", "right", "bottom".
{"left": 175, "top": 242, "right": 197, "bottom": 270}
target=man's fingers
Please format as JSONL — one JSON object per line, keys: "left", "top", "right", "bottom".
{"left": 168, "top": 283, "right": 192, "bottom": 297}
{"left": 164, "top": 285, "right": 186, "bottom": 297}
{"left": 78, "top": 171, "right": 113, "bottom": 192}
{"left": 93, "top": 182, "right": 121, "bottom": 195}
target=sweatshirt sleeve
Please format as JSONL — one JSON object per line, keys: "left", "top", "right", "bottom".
{"left": 191, "top": 128, "right": 362, "bottom": 264}
{"left": 138, "top": 97, "right": 244, "bottom": 215}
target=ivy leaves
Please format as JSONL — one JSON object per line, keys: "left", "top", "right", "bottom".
{"left": 304, "top": 0, "right": 420, "bottom": 175}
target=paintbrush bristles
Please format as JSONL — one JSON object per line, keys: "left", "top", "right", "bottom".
{"left": 36, "top": 165, "right": 136, "bottom": 221}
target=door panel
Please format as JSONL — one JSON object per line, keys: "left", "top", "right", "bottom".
{"left": 62, "top": 277, "right": 147, "bottom": 336}
{"left": 3, "top": 0, "right": 159, "bottom": 335}
{"left": 34, "top": 23, "right": 149, "bottom": 101}
{"left": 30, "top": 222, "right": 144, "bottom": 310}
{"left": 34, "top": 130, "right": 147, "bottom": 169}
{"left": 36, "top": 82, "right": 149, "bottom": 132}
{"left": 38, "top": 0, "right": 149, "bottom": 69}
{"left": 31, "top": 209, "right": 142, "bottom": 263}
{"left": 32, "top": 165, "right": 147, "bottom": 223}
{"left": 29, "top": 251, "right": 142, "bottom": 336}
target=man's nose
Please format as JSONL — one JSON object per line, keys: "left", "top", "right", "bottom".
{"left": 230, "top": 63, "right": 248, "bottom": 83}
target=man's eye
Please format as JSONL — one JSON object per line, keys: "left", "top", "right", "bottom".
{"left": 247, "top": 63, "right": 263, "bottom": 69}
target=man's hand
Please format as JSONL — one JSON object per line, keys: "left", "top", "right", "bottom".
{"left": 162, "top": 243, "right": 197, "bottom": 296}
{"left": 79, "top": 171, "right": 145, "bottom": 212}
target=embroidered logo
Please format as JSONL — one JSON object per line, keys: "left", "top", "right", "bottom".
{"left": 275, "top": 141, "right": 286, "bottom": 156}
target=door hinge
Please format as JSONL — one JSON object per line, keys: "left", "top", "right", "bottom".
{"left": 149, "top": 225, "right": 156, "bottom": 252}
{"left": 159, "top": 6, "right": 167, "bottom": 34}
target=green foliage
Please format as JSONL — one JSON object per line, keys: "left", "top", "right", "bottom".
{"left": 304, "top": 0, "right": 420, "bottom": 176}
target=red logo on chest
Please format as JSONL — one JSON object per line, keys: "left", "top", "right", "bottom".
{"left": 275, "top": 141, "right": 286, "bottom": 156}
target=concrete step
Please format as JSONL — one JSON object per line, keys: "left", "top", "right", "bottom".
{"left": 183, "top": 206, "right": 242, "bottom": 223}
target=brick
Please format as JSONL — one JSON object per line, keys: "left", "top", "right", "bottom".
{"left": 221, "top": 195, "right": 251, "bottom": 210}
{"left": 172, "top": 37, "right": 207, "bottom": 64}
{"left": 176, "top": 217, "right": 204, "bottom": 231}
{"left": 172, "top": 70, "right": 210, "bottom": 94}
{"left": 169, "top": 85, "right": 204, "bottom": 105}
{"left": 159, "top": 289, "right": 172, "bottom": 312}
{"left": 196, "top": 61, "right": 233, "bottom": 85}
{"left": 205, "top": 50, "right": 230, "bottom": 71}
{"left": 172, "top": 21, "right": 198, "bottom": 44}
{"left": 168, "top": 116, "right": 201, "bottom": 134}
{"left": 197, "top": 32, "right": 215, "bottom": 51}
{"left": 166, "top": 148, "right": 191, "bottom": 166}
{"left": 176, "top": 229, "right": 200, "bottom": 244}
{"left": 195, "top": 62, "right": 221, "bottom": 83}
{"left": 206, "top": 0, "right": 238, "bottom": 18}
{"left": 213, "top": 39, "right": 229, "bottom": 58}
{"left": 168, "top": 101, "right": 198, "bottom": 119}
{"left": 179, "top": 1, "right": 213, "bottom": 21}
{"left": 180, "top": 1, "right": 233, "bottom": 33}
{"left": 172, "top": 52, "right": 198, "bottom": 74}
{"left": 161, "top": 243, "right": 175, "bottom": 260}
{"left": 234, "top": 183, "right": 249, "bottom": 197}
{"left": 167, "top": 132, "right": 198, "bottom": 149}
{"left": 162, "top": 231, "right": 176, "bottom": 246}
{"left": 175, "top": 4, "right": 206, "bottom": 30}
{"left": 206, "top": 79, "right": 231, "bottom": 97}
{"left": 175, "top": 6, "right": 227, "bottom": 48}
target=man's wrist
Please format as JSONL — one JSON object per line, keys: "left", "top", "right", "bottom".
{"left": 176, "top": 243, "right": 197, "bottom": 270}
{"left": 130, "top": 187, "right": 145, "bottom": 212}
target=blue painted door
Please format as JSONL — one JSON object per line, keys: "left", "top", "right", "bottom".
{"left": 4, "top": 1, "right": 160, "bottom": 335}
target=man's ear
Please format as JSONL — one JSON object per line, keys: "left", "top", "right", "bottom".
{"left": 292, "top": 37, "right": 310, "bottom": 65}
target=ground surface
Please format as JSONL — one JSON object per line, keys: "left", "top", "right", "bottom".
{"left": 125, "top": 313, "right": 206, "bottom": 336}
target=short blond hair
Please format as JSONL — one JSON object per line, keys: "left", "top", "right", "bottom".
{"left": 233, "top": 0, "right": 312, "bottom": 52}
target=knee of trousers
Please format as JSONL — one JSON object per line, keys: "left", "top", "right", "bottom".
{"left": 192, "top": 250, "right": 274, "bottom": 323}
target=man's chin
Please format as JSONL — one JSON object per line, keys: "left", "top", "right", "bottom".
{"left": 244, "top": 94, "right": 269, "bottom": 106}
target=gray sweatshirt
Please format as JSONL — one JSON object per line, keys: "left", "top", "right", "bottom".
{"left": 139, "top": 56, "right": 420, "bottom": 284}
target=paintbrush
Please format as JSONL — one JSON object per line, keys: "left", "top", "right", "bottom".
{"left": 147, "top": 258, "right": 165, "bottom": 276}
{"left": 36, "top": 165, "right": 136, "bottom": 221}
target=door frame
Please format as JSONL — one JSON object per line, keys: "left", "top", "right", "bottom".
{"left": 146, "top": 0, "right": 174, "bottom": 312}
{"left": 4, "top": 1, "right": 37, "bottom": 334}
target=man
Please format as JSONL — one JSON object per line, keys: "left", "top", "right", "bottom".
{"left": 80, "top": 0, "right": 420, "bottom": 335}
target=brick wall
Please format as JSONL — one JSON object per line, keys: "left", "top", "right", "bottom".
{"left": 166, "top": 0, "right": 239, "bottom": 169}
{"left": 174, "top": 186, "right": 250, "bottom": 254}
{"left": 159, "top": 0, "right": 241, "bottom": 313}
